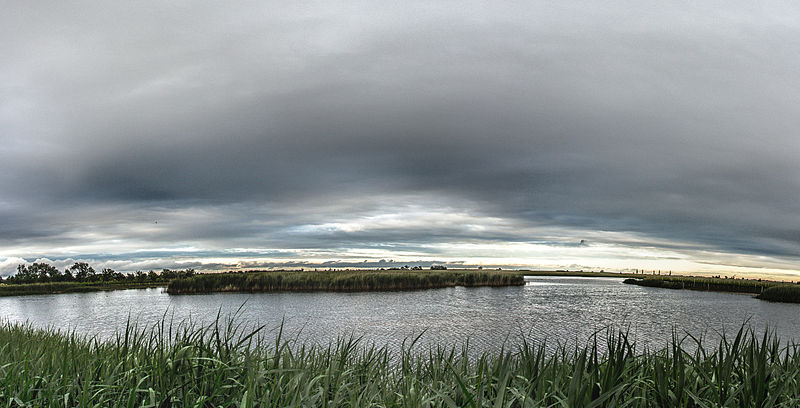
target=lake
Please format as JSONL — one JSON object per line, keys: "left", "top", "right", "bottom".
{"left": 2, "top": 276, "right": 799, "bottom": 353}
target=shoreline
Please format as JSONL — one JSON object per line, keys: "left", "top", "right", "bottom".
{"left": 3, "top": 269, "right": 796, "bottom": 301}
{"left": 623, "top": 275, "right": 800, "bottom": 304}
{"left": 0, "top": 281, "right": 167, "bottom": 297}
{"left": 166, "top": 269, "right": 525, "bottom": 294}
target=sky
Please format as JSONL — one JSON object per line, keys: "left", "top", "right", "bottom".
{"left": 2, "top": 1, "right": 800, "bottom": 278}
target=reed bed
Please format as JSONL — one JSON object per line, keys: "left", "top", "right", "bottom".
{"left": 758, "top": 285, "right": 800, "bottom": 303}
{"left": 623, "top": 276, "right": 777, "bottom": 294}
{"left": 167, "top": 270, "right": 524, "bottom": 294}
{"left": 1, "top": 315, "right": 800, "bottom": 407}
{"left": 0, "top": 281, "right": 166, "bottom": 297}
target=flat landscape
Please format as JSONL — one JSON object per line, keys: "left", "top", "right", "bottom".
{"left": 2, "top": 267, "right": 800, "bottom": 405}
{"left": 7, "top": 267, "right": 800, "bottom": 304}
{"left": 5, "top": 0, "right": 800, "bottom": 405}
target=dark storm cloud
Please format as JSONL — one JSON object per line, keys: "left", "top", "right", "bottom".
{"left": 2, "top": 0, "right": 800, "bottom": 268}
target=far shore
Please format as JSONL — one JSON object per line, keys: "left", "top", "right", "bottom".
{"left": 0, "top": 281, "right": 167, "bottom": 297}
{"left": 5, "top": 268, "right": 800, "bottom": 301}
{"left": 166, "top": 269, "right": 525, "bottom": 294}
{"left": 1, "top": 268, "right": 626, "bottom": 298}
{"left": 623, "top": 275, "right": 800, "bottom": 304}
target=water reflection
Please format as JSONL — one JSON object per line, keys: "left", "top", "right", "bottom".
{"left": 0, "top": 277, "right": 799, "bottom": 353}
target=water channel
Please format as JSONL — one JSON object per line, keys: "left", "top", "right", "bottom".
{"left": 2, "top": 276, "right": 799, "bottom": 352}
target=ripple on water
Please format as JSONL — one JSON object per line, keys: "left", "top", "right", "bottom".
{"left": 0, "top": 277, "right": 799, "bottom": 354}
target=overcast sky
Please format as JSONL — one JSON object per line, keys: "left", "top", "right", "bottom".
{"left": 2, "top": 1, "right": 800, "bottom": 277}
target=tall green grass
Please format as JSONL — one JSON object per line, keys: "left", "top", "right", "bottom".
{"left": 624, "top": 276, "right": 800, "bottom": 304}
{"left": 523, "top": 270, "right": 637, "bottom": 278}
{"left": 2, "top": 314, "right": 800, "bottom": 406}
{"left": 624, "top": 276, "right": 776, "bottom": 294}
{"left": 167, "top": 270, "right": 524, "bottom": 294}
{"left": 758, "top": 285, "right": 800, "bottom": 303}
{"left": 0, "top": 281, "right": 166, "bottom": 297}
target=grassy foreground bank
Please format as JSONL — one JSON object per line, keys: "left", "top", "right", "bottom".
{"left": 2, "top": 318, "right": 800, "bottom": 407}
{"left": 167, "top": 270, "right": 524, "bottom": 294}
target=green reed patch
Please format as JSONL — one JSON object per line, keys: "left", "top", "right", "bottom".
{"left": 623, "top": 275, "right": 779, "bottom": 294}
{"left": 0, "top": 281, "right": 166, "bottom": 297}
{"left": 167, "top": 270, "right": 525, "bottom": 294}
{"left": 758, "top": 285, "right": 800, "bottom": 303}
{"left": 1, "top": 315, "right": 800, "bottom": 407}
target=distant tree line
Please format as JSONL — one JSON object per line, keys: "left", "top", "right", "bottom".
{"left": 383, "top": 265, "right": 447, "bottom": 271}
{"left": 2, "top": 262, "right": 195, "bottom": 284}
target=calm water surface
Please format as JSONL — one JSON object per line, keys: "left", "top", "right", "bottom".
{"left": 2, "top": 276, "right": 800, "bottom": 352}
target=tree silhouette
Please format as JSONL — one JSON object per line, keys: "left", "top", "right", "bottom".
{"left": 69, "top": 262, "right": 95, "bottom": 282}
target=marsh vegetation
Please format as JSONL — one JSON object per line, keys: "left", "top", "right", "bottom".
{"left": 0, "top": 262, "right": 196, "bottom": 296}
{"left": 623, "top": 275, "right": 800, "bottom": 304}
{"left": 166, "top": 269, "right": 525, "bottom": 294}
{"left": 2, "top": 315, "right": 800, "bottom": 407}
{"left": 623, "top": 275, "right": 774, "bottom": 294}
{"left": 757, "top": 285, "right": 800, "bottom": 303}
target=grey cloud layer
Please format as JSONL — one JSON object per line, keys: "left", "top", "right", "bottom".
{"left": 2, "top": 1, "right": 800, "bottom": 266}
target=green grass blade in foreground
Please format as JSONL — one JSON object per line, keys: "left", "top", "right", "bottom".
{"left": 2, "top": 317, "right": 800, "bottom": 406}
